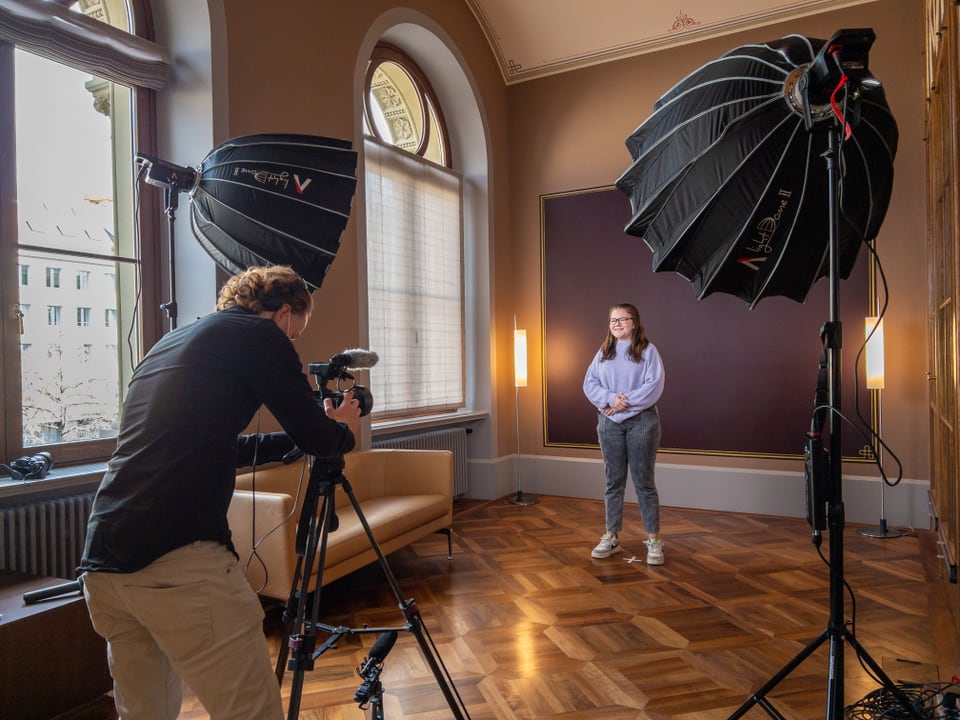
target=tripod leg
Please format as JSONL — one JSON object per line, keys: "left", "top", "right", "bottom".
{"left": 280, "top": 480, "right": 337, "bottom": 720}
{"left": 842, "top": 628, "right": 926, "bottom": 720}
{"left": 274, "top": 481, "right": 320, "bottom": 684}
{"left": 400, "top": 598, "right": 469, "bottom": 720}
{"left": 287, "top": 493, "right": 337, "bottom": 719}
{"left": 340, "top": 478, "right": 471, "bottom": 720}
{"left": 728, "top": 628, "right": 830, "bottom": 719}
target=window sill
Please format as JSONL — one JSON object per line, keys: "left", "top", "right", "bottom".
{"left": 0, "top": 463, "right": 106, "bottom": 503}
{"left": 371, "top": 409, "right": 487, "bottom": 438}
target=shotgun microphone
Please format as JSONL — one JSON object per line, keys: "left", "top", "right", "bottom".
{"left": 355, "top": 630, "right": 398, "bottom": 705}
{"left": 328, "top": 349, "right": 379, "bottom": 370}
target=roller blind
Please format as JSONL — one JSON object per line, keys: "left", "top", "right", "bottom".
{"left": 0, "top": 0, "right": 170, "bottom": 89}
{"left": 364, "top": 137, "right": 465, "bottom": 417}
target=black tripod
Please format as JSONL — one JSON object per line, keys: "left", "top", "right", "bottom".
{"left": 275, "top": 455, "right": 471, "bottom": 720}
{"left": 727, "top": 112, "right": 922, "bottom": 720}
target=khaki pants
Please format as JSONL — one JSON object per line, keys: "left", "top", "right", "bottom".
{"left": 82, "top": 541, "right": 283, "bottom": 720}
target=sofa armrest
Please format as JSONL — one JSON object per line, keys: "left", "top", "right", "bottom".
{"left": 235, "top": 461, "right": 311, "bottom": 498}
{"left": 227, "top": 488, "right": 299, "bottom": 602}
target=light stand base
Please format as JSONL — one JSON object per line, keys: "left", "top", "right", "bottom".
{"left": 509, "top": 490, "right": 539, "bottom": 506}
{"left": 857, "top": 519, "right": 903, "bottom": 539}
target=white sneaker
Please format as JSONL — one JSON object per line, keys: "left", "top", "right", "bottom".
{"left": 591, "top": 532, "right": 621, "bottom": 559}
{"left": 645, "top": 538, "right": 665, "bottom": 565}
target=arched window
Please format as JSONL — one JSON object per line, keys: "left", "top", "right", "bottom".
{"left": 1, "top": 0, "right": 166, "bottom": 468}
{"left": 364, "top": 44, "right": 450, "bottom": 167}
{"left": 363, "top": 44, "right": 464, "bottom": 419}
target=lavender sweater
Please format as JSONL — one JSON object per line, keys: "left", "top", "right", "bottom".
{"left": 583, "top": 340, "right": 665, "bottom": 423}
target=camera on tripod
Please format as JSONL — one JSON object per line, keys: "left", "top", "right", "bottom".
{"left": 308, "top": 349, "right": 377, "bottom": 417}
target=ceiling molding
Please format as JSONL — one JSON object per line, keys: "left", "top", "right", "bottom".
{"left": 464, "top": 0, "right": 879, "bottom": 84}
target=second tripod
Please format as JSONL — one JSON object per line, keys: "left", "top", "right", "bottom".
{"left": 275, "top": 456, "right": 471, "bottom": 720}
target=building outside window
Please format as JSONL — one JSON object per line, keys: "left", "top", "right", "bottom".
{"left": 77, "top": 307, "right": 91, "bottom": 327}
{"left": 76, "top": 270, "right": 90, "bottom": 290}
{"left": 19, "top": 264, "right": 29, "bottom": 285}
{"left": 45, "top": 267, "right": 61, "bottom": 288}
{"left": 46, "top": 305, "right": 62, "bottom": 326}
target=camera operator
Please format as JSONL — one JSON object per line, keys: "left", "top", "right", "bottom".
{"left": 78, "top": 265, "right": 360, "bottom": 720}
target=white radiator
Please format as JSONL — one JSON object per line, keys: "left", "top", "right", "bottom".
{"left": 373, "top": 427, "right": 469, "bottom": 496}
{"left": 0, "top": 493, "right": 95, "bottom": 580}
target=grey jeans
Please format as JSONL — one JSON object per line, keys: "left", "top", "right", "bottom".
{"left": 597, "top": 405, "right": 661, "bottom": 535}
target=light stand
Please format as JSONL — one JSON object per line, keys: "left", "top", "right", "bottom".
{"left": 858, "top": 471, "right": 903, "bottom": 538}
{"left": 728, "top": 34, "right": 920, "bottom": 719}
{"left": 135, "top": 154, "right": 198, "bottom": 332}
{"left": 509, "top": 315, "right": 538, "bottom": 506}
{"left": 858, "top": 316, "right": 903, "bottom": 539}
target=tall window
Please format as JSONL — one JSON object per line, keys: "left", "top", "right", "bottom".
{"left": 363, "top": 45, "right": 464, "bottom": 418}
{"left": 1, "top": 0, "right": 166, "bottom": 466}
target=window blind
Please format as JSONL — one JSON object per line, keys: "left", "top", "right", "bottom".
{"left": 0, "top": 0, "right": 170, "bottom": 89}
{"left": 364, "top": 137, "right": 464, "bottom": 416}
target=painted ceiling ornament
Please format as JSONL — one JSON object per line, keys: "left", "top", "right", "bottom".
{"left": 670, "top": 10, "right": 701, "bottom": 32}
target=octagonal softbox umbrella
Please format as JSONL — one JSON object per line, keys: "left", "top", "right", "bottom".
{"left": 615, "top": 30, "right": 898, "bottom": 307}
{"left": 138, "top": 133, "right": 358, "bottom": 295}
{"left": 189, "top": 133, "right": 358, "bottom": 290}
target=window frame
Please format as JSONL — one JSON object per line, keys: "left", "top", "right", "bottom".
{"left": 0, "top": 0, "right": 164, "bottom": 469}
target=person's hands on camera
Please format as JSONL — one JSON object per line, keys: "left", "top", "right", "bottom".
{"left": 323, "top": 390, "right": 362, "bottom": 425}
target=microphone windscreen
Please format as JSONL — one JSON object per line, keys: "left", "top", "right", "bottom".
{"left": 368, "top": 631, "right": 398, "bottom": 662}
{"left": 330, "top": 349, "right": 379, "bottom": 369}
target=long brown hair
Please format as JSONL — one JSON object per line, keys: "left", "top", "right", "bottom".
{"left": 216, "top": 265, "right": 313, "bottom": 314}
{"left": 600, "top": 303, "right": 649, "bottom": 362}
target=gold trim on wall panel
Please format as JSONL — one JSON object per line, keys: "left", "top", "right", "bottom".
{"left": 541, "top": 185, "right": 876, "bottom": 462}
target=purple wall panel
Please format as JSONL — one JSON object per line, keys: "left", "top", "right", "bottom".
{"left": 542, "top": 186, "right": 871, "bottom": 459}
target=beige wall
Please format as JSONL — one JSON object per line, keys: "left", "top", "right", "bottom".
{"left": 506, "top": 0, "right": 929, "bottom": 482}
{"left": 212, "top": 0, "right": 517, "bottom": 451}
{"left": 208, "top": 0, "right": 927, "bottom": 495}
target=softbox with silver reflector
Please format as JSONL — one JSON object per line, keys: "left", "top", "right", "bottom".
{"left": 137, "top": 133, "right": 358, "bottom": 327}
{"left": 615, "top": 31, "right": 897, "bottom": 308}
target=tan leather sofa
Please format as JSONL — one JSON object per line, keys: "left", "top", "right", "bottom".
{"left": 227, "top": 448, "right": 454, "bottom": 601}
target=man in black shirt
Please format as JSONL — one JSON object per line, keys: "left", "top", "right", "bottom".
{"left": 80, "top": 266, "right": 359, "bottom": 720}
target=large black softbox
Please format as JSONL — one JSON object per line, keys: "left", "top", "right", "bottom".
{"left": 615, "top": 31, "right": 897, "bottom": 307}
{"left": 139, "top": 133, "right": 358, "bottom": 293}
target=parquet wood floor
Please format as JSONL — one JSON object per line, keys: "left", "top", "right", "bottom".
{"left": 80, "top": 495, "right": 960, "bottom": 719}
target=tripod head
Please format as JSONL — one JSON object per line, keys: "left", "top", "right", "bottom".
{"left": 308, "top": 454, "right": 346, "bottom": 486}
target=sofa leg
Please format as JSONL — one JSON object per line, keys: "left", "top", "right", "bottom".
{"left": 436, "top": 528, "right": 453, "bottom": 559}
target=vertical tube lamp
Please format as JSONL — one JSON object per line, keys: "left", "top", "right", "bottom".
{"left": 865, "top": 316, "right": 885, "bottom": 390}
{"left": 510, "top": 315, "right": 537, "bottom": 505}
{"left": 514, "top": 328, "right": 527, "bottom": 388}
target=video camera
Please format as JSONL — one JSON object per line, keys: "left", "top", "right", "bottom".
{"left": 309, "top": 349, "right": 377, "bottom": 417}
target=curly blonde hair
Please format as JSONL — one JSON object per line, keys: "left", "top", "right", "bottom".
{"left": 216, "top": 266, "right": 313, "bottom": 315}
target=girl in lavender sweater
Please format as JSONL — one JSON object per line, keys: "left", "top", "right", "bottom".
{"left": 583, "top": 303, "right": 666, "bottom": 564}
